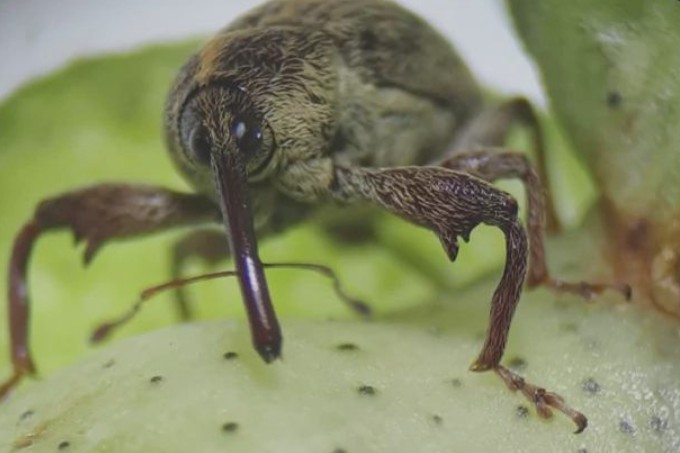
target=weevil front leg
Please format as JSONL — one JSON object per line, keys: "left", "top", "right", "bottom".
{"left": 439, "top": 150, "right": 631, "bottom": 300}
{"left": 1, "top": 183, "right": 220, "bottom": 399}
{"left": 330, "top": 165, "right": 587, "bottom": 431}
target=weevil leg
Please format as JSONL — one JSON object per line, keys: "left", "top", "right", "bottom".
{"left": 449, "top": 97, "right": 560, "bottom": 232}
{"left": 439, "top": 150, "right": 631, "bottom": 300}
{"left": 170, "top": 230, "right": 230, "bottom": 320}
{"left": 495, "top": 365, "right": 588, "bottom": 433}
{"left": 2, "top": 222, "right": 41, "bottom": 400}
{"left": 330, "top": 165, "right": 585, "bottom": 431}
{"left": 1, "top": 183, "right": 220, "bottom": 399}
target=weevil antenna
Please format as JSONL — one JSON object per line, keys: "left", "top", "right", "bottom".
{"left": 90, "top": 262, "right": 369, "bottom": 343}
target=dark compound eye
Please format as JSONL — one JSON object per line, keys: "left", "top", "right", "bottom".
{"left": 231, "top": 116, "right": 263, "bottom": 157}
{"left": 188, "top": 125, "right": 212, "bottom": 166}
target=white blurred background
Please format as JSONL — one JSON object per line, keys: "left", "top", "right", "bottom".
{"left": 0, "top": 0, "right": 545, "bottom": 104}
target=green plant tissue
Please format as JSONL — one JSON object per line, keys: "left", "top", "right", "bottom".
{"left": 2, "top": 260, "right": 680, "bottom": 452}
{"left": 507, "top": 0, "right": 680, "bottom": 219}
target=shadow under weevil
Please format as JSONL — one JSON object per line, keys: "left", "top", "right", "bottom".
{"left": 1, "top": 0, "right": 631, "bottom": 433}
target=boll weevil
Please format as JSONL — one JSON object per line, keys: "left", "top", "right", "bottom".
{"left": 1, "top": 0, "right": 630, "bottom": 432}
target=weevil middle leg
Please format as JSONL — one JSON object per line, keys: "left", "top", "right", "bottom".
{"left": 450, "top": 97, "right": 560, "bottom": 232}
{"left": 171, "top": 230, "right": 230, "bottom": 320}
{"left": 438, "top": 149, "right": 631, "bottom": 300}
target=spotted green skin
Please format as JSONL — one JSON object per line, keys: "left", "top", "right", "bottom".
{"left": 1, "top": 257, "right": 680, "bottom": 452}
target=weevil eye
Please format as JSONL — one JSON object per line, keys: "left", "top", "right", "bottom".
{"left": 231, "top": 116, "right": 263, "bottom": 157}
{"left": 188, "top": 125, "right": 213, "bottom": 166}
{"left": 231, "top": 115, "right": 276, "bottom": 180}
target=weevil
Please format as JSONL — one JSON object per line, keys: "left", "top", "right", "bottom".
{"left": 1, "top": 0, "right": 630, "bottom": 431}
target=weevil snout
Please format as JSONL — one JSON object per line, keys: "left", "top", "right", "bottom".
{"left": 176, "top": 85, "right": 283, "bottom": 363}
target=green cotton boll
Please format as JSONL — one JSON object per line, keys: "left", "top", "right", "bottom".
{"left": 1, "top": 257, "right": 680, "bottom": 452}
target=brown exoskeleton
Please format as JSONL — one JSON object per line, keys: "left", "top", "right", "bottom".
{"left": 1, "top": 0, "right": 630, "bottom": 432}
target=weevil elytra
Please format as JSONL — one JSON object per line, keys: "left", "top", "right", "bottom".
{"left": 1, "top": 0, "right": 630, "bottom": 432}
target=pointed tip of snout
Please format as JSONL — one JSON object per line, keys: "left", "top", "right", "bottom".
{"left": 256, "top": 340, "right": 283, "bottom": 364}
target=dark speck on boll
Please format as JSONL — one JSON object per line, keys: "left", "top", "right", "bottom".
{"left": 650, "top": 415, "right": 667, "bottom": 433}
{"left": 619, "top": 419, "right": 635, "bottom": 434}
{"left": 223, "top": 351, "right": 239, "bottom": 360}
{"left": 19, "top": 409, "right": 34, "bottom": 421}
{"left": 449, "top": 378, "right": 462, "bottom": 388}
{"left": 515, "top": 405, "right": 530, "bottom": 418}
{"left": 581, "top": 378, "right": 600, "bottom": 395}
{"left": 357, "top": 385, "right": 377, "bottom": 396}
{"left": 606, "top": 91, "right": 623, "bottom": 109}
{"left": 222, "top": 422, "right": 239, "bottom": 433}
{"left": 336, "top": 343, "right": 359, "bottom": 352}
{"left": 102, "top": 359, "right": 115, "bottom": 369}
{"left": 508, "top": 357, "right": 527, "bottom": 371}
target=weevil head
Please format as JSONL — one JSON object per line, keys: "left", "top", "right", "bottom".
{"left": 165, "top": 27, "right": 336, "bottom": 200}
{"left": 173, "top": 84, "right": 279, "bottom": 197}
